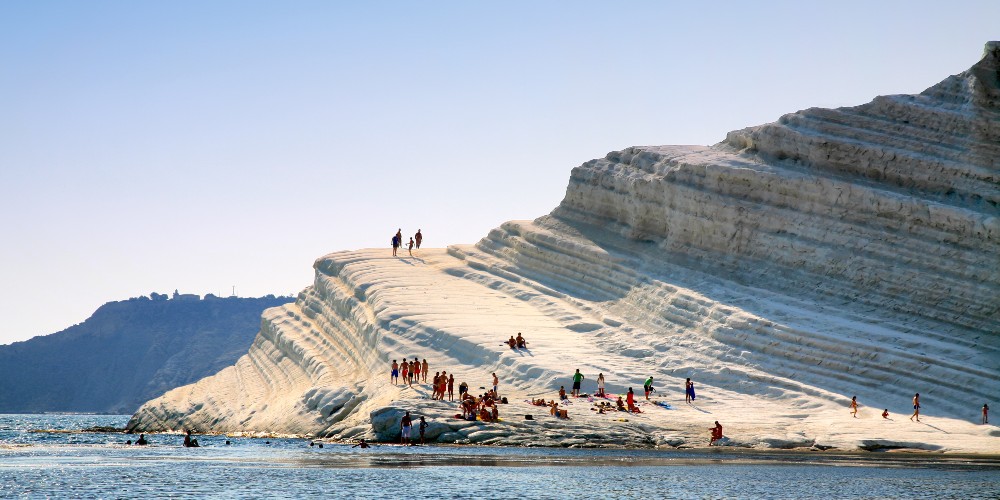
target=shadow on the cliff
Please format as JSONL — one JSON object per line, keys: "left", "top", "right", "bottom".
{"left": 687, "top": 403, "right": 711, "bottom": 414}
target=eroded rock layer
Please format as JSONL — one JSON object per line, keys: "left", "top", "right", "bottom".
{"left": 128, "top": 44, "right": 999, "bottom": 452}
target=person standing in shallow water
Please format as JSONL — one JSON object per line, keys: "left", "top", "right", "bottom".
{"left": 910, "top": 393, "right": 921, "bottom": 422}
{"left": 415, "top": 229, "right": 422, "bottom": 249}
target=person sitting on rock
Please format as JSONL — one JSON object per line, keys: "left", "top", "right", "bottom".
{"left": 559, "top": 386, "right": 567, "bottom": 400}
{"left": 516, "top": 332, "right": 527, "bottom": 348}
{"left": 710, "top": 421, "right": 723, "bottom": 445}
{"left": 507, "top": 336, "right": 516, "bottom": 349}
{"left": 616, "top": 396, "right": 626, "bottom": 411}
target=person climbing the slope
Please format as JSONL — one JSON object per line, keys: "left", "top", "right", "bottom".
{"left": 910, "top": 393, "right": 921, "bottom": 422}
{"left": 685, "top": 378, "right": 696, "bottom": 403}
{"left": 572, "top": 369, "right": 585, "bottom": 397}
{"left": 414, "top": 229, "right": 422, "bottom": 249}
{"left": 643, "top": 376, "right": 654, "bottom": 400}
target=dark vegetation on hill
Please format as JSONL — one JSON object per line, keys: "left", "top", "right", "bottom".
{"left": 0, "top": 294, "right": 292, "bottom": 414}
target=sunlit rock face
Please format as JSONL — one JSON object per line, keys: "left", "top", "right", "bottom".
{"left": 128, "top": 44, "right": 998, "bottom": 452}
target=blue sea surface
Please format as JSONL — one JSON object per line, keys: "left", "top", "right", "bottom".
{"left": 1, "top": 414, "right": 998, "bottom": 499}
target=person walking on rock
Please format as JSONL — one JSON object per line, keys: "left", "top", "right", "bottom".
{"left": 400, "top": 411, "right": 412, "bottom": 445}
{"left": 643, "top": 376, "right": 654, "bottom": 400}
{"left": 415, "top": 229, "right": 423, "bottom": 249}
{"left": 984, "top": 404, "right": 990, "bottom": 425}
{"left": 850, "top": 396, "right": 859, "bottom": 418}
{"left": 419, "top": 416, "right": 428, "bottom": 445}
{"left": 910, "top": 393, "right": 921, "bottom": 422}
{"left": 400, "top": 361, "right": 409, "bottom": 386}
{"left": 407, "top": 237, "right": 414, "bottom": 257}
{"left": 391, "top": 360, "right": 399, "bottom": 385}
{"left": 571, "top": 369, "right": 584, "bottom": 397}
{"left": 422, "top": 359, "right": 429, "bottom": 383}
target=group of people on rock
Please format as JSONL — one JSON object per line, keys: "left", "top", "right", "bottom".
{"left": 391, "top": 228, "right": 422, "bottom": 257}
{"left": 461, "top": 388, "right": 501, "bottom": 423}
{"left": 391, "top": 358, "right": 429, "bottom": 386}
{"left": 430, "top": 371, "right": 454, "bottom": 401}
{"left": 505, "top": 332, "right": 528, "bottom": 349}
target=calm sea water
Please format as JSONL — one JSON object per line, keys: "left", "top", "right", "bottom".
{"left": 1, "top": 414, "right": 998, "bottom": 499}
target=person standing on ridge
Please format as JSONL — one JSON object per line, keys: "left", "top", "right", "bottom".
{"left": 984, "top": 404, "right": 990, "bottom": 424}
{"left": 572, "top": 369, "right": 585, "bottom": 397}
{"left": 391, "top": 233, "right": 400, "bottom": 256}
{"left": 415, "top": 229, "right": 423, "bottom": 249}
{"left": 407, "top": 237, "right": 414, "bottom": 257}
{"left": 910, "top": 393, "right": 921, "bottom": 422}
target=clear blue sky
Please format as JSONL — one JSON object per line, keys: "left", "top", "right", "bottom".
{"left": 1, "top": 1, "right": 997, "bottom": 345}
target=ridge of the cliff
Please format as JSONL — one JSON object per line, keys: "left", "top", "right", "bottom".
{"left": 127, "top": 43, "right": 999, "bottom": 453}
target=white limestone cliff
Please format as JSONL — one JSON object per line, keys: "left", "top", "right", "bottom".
{"left": 127, "top": 43, "right": 1000, "bottom": 452}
